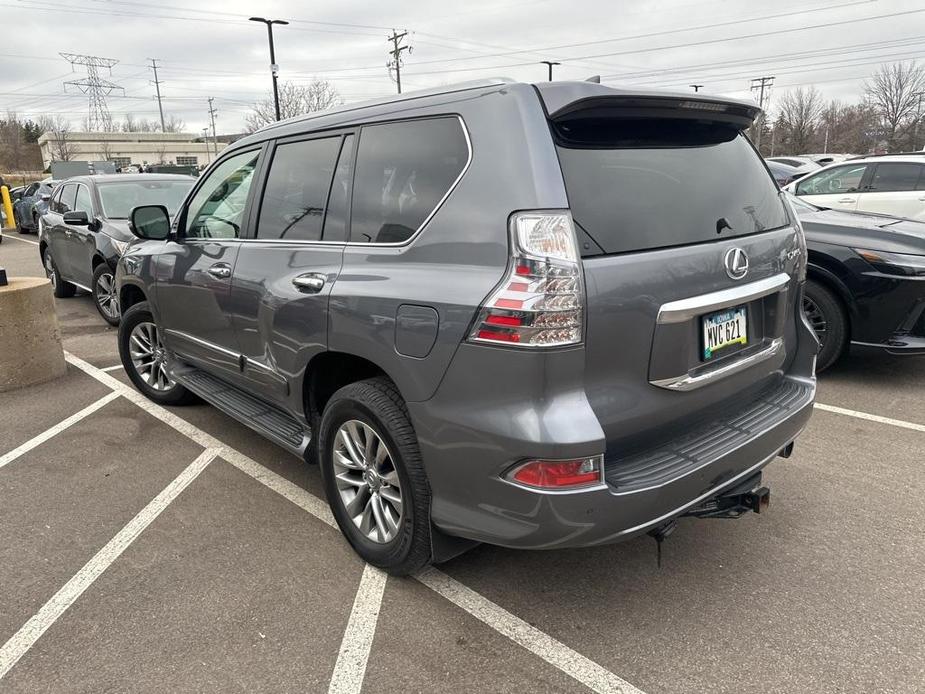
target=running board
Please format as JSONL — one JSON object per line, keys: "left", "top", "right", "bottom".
{"left": 171, "top": 366, "right": 310, "bottom": 457}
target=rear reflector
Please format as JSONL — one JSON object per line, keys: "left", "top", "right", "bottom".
{"left": 507, "top": 456, "right": 604, "bottom": 490}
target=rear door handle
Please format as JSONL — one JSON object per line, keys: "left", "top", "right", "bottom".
{"left": 292, "top": 273, "right": 326, "bottom": 292}
{"left": 207, "top": 263, "right": 232, "bottom": 279}
{"left": 837, "top": 197, "right": 856, "bottom": 203}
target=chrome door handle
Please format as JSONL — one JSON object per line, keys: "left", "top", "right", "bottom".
{"left": 292, "top": 273, "right": 325, "bottom": 292}
{"left": 837, "top": 197, "right": 856, "bottom": 203}
{"left": 207, "top": 263, "right": 232, "bottom": 279}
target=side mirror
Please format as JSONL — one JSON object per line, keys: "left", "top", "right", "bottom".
{"left": 40, "top": 193, "right": 51, "bottom": 202}
{"left": 130, "top": 204, "right": 171, "bottom": 240}
{"left": 63, "top": 210, "right": 90, "bottom": 226}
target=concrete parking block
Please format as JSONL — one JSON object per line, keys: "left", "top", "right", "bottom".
{"left": 1, "top": 460, "right": 363, "bottom": 693}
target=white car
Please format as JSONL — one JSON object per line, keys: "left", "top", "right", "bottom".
{"left": 785, "top": 155, "right": 925, "bottom": 221}
{"left": 766, "top": 156, "right": 821, "bottom": 178}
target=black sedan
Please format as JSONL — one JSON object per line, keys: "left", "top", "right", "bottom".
{"left": 788, "top": 193, "right": 925, "bottom": 371}
{"left": 39, "top": 174, "right": 194, "bottom": 325}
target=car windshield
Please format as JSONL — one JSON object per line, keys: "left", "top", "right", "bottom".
{"left": 97, "top": 179, "right": 193, "bottom": 219}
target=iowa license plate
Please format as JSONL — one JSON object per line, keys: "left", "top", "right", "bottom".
{"left": 702, "top": 307, "right": 747, "bottom": 360}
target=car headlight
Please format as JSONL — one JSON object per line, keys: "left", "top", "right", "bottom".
{"left": 854, "top": 248, "right": 925, "bottom": 277}
{"left": 110, "top": 238, "right": 131, "bottom": 256}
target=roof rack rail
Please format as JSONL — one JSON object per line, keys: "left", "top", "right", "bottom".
{"left": 846, "top": 151, "right": 925, "bottom": 160}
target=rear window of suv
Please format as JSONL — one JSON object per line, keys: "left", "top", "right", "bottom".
{"left": 554, "top": 118, "right": 789, "bottom": 255}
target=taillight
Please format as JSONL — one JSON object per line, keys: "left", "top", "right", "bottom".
{"left": 505, "top": 456, "right": 604, "bottom": 490}
{"left": 469, "top": 211, "right": 583, "bottom": 347}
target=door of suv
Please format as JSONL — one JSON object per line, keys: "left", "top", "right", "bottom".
{"left": 154, "top": 148, "right": 262, "bottom": 380}
{"left": 228, "top": 133, "right": 353, "bottom": 410}
{"left": 856, "top": 162, "right": 925, "bottom": 220}
{"left": 793, "top": 162, "right": 869, "bottom": 211}
{"left": 60, "top": 182, "right": 97, "bottom": 287}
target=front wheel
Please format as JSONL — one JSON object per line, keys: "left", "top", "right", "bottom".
{"left": 92, "top": 264, "right": 121, "bottom": 325}
{"left": 803, "top": 279, "right": 848, "bottom": 372}
{"left": 43, "top": 246, "right": 76, "bottom": 298}
{"left": 318, "top": 378, "right": 432, "bottom": 575}
{"left": 118, "top": 301, "right": 195, "bottom": 405}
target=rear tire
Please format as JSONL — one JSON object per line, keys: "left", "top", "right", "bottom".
{"left": 119, "top": 301, "right": 196, "bottom": 405}
{"left": 803, "top": 279, "right": 848, "bottom": 372}
{"left": 92, "top": 263, "right": 121, "bottom": 326}
{"left": 43, "top": 246, "right": 76, "bottom": 298}
{"left": 318, "top": 378, "right": 432, "bottom": 575}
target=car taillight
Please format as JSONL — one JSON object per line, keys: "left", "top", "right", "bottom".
{"left": 469, "top": 211, "right": 583, "bottom": 347}
{"left": 506, "top": 456, "right": 604, "bottom": 490}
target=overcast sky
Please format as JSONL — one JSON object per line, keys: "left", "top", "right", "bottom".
{"left": 1, "top": 0, "right": 922, "bottom": 134}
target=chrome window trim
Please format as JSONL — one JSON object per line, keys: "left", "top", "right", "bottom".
{"left": 657, "top": 273, "right": 790, "bottom": 325}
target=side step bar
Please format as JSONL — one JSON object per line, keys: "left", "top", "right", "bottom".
{"left": 171, "top": 366, "right": 310, "bottom": 457}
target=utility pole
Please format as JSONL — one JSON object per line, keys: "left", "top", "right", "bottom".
{"left": 914, "top": 91, "right": 924, "bottom": 151}
{"left": 387, "top": 29, "right": 411, "bottom": 94}
{"left": 750, "top": 75, "right": 775, "bottom": 151}
{"left": 540, "top": 61, "right": 561, "bottom": 81}
{"left": 207, "top": 98, "right": 219, "bottom": 158}
{"left": 250, "top": 17, "right": 289, "bottom": 121}
{"left": 148, "top": 58, "right": 166, "bottom": 132}
{"left": 689, "top": 84, "right": 704, "bottom": 92}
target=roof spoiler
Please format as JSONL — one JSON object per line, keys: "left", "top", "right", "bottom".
{"left": 536, "top": 82, "right": 760, "bottom": 130}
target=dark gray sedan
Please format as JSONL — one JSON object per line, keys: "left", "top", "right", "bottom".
{"left": 39, "top": 174, "right": 194, "bottom": 324}
{"left": 13, "top": 180, "right": 59, "bottom": 233}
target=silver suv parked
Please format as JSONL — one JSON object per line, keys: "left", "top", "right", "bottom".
{"left": 116, "top": 79, "right": 818, "bottom": 574}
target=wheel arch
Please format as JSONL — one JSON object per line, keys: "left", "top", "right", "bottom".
{"left": 302, "top": 351, "right": 399, "bottom": 422}
{"left": 805, "top": 264, "right": 853, "bottom": 343}
{"left": 119, "top": 282, "right": 148, "bottom": 312}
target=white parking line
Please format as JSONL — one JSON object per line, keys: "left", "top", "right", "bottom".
{"left": 814, "top": 402, "right": 925, "bottom": 433}
{"left": 100, "top": 365, "right": 124, "bottom": 373}
{"left": 328, "top": 564, "right": 388, "bottom": 694}
{"left": 417, "top": 568, "right": 644, "bottom": 694}
{"left": 1, "top": 233, "right": 39, "bottom": 246}
{"left": 0, "top": 448, "right": 217, "bottom": 680}
{"left": 0, "top": 391, "right": 121, "bottom": 470}
{"left": 63, "top": 352, "right": 646, "bottom": 693}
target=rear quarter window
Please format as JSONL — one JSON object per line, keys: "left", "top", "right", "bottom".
{"left": 349, "top": 117, "right": 468, "bottom": 244}
{"left": 554, "top": 118, "right": 789, "bottom": 255}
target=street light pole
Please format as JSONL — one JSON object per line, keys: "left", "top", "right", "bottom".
{"left": 540, "top": 60, "right": 561, "bottom": 81}
{"left": 249, "top": 16, "right": 289, "bottom": 121}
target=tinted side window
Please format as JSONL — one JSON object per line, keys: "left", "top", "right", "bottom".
{"left": 796, "top": 164, "right": 867, "bottom": 195}
{"left": 57, "top": 184, "right": 76, "bottom": 213}
{"left": 25, "top": 183, "right": 39, "bottom": 197}
{"left": 50, "top": 187, "right": 63, "bottom": 212}
{"left": 350, "top": 118, "right": 468, "bottom": 244}
{"left": 185, "top": 150, "right": 259, "bottom": 240}
{"left": 868, "top": 163, "right": 922, "bottom": 192}
{"left": 322, "top": 134, "right": 354, "bottom": 242}
{"left": 74, "top": 185, "right": 93, "bottom": 215}
{"left": 257, "top": 136, "right": 341, "bottom": 241}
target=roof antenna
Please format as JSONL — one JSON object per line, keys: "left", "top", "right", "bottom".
{"left": 585, "top": 75, "right": 601, "bottom": 83}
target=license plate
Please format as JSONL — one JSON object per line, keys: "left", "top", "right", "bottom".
{"left": 702, "top": 307, "right": 747, "bottom": 360}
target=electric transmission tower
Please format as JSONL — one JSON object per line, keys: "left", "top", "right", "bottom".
{"left": 60, "top": 53, "right": 124, "bottom": 131}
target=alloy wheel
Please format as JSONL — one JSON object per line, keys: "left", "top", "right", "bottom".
{"left": 95, "top": 271, "right": 120, "bottom": 320}
{"left": 332, "top": 420, "right": 403, "bottom": 544}
{"left": 129, "top": 321, "right": 174, "bottom": 391}
{"left": 43, "top": 250, "right": 57, "bottom": 290}
{"left": 802, "top": 295, "right": 827, "bottom": 346}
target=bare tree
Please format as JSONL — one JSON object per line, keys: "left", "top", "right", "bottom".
{"left": 163, "top": 114, "right": 186, "bottom": 133}
{"left": 245, "top": 80, "right": 342, "bottom": 133}
{"left": 775, "top": 87, "right": 825, "bottom": 154}
{"left": 864, "top": 61, "right": 925, "bottom": 151}
{"left": 0, "top": 111, "right": 27, "bottom": 172}
{"left": 155, "top": 141, "right": 168, "bottom": 164}
{"left": 49, "top": 117, "right": 79, "bottom": 162}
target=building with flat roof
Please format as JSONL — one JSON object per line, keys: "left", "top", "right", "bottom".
{"left": 37, "top": 131, "right": 227, "bottom": 170}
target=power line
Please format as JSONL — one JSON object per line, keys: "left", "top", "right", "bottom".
{"left": 387, "top": 30, "right": 411, "bottom": 94}
{"left": 148, "top": 58, "right": 166, "bottom": 132}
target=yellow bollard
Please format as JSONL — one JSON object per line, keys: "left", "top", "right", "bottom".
{"left": 1, "top": 186, "right": 14, "bottom": 230}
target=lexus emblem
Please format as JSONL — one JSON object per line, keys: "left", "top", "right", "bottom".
{"left": 724, "top": 248, "right": 749, "bottom": 280}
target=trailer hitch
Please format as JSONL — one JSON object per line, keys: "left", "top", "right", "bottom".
{"left": 684, "top": 474, "right": 770, "bottom": 520}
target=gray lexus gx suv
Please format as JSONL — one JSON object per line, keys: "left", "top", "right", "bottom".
{"left": 116, "top": 79, "right": 818, "bottom": 574}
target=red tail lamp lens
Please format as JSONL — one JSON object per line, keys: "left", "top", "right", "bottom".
{"left": 509, "top": 458, "right": 601, "bottom": 489}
